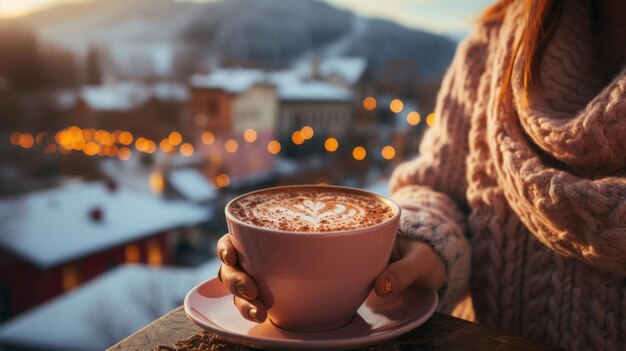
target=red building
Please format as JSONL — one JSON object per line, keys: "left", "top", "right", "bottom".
{"left": 0, "top": 180, "right": 208, "bottom": 320}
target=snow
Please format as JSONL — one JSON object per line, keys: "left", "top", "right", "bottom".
{"left": 0, "top": 260, "right": 221, "bottom": 351}
{"left": 0, "top": 181, "right": 209, "bottom": 268}
{"left": 81, "top": 82, "right": 151, "bottom": 111}
{"left": 151, "top": 82, "right": 189, "bottom": 102}
{"left": 189, "top": 69, "right": 267, "bottom": 94}
{"left": 190, "top": 68, "right": 352, "bottom": 102}
{"left": 168, "top": 168, "right": 217, "bottom": 203}
{"left": 319, "top": 57, "right": 367, "bottom": 86}
{"left": 58, "top": 81, "right": 189, "bottom": 112}
{"left": 271, "top": 72, "right": 352, "bottom": 101}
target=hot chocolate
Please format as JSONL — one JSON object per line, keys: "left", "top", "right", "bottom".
{"left": 229, "top": 187, "right": 394, "bottom": 232}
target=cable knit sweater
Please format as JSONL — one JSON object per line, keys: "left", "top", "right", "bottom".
{"left": 389, "top": 1, "right": 626, "bottom": 350}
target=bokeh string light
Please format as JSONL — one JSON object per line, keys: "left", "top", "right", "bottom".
{"left": 390, "top": 99, "right": 404, "bottom": 113}
{"left": 363, "top": 97, "right": 377, "bottom": 111}
{"left": 9, "top": 109, "right": 436, "bottom": 162}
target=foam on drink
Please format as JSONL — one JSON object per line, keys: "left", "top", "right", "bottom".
{"left": 229, "top": 187, "right": 394, "bottom": 232}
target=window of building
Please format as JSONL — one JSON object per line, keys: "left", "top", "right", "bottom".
{"left": 125, "top": 244, "right": 140, "bottom": 263}
{"left": 62, "top": 265, "right": 80, "bottom": 292}
{"left": 208, "top": 99, "right": 219, "bottom": 115}
{"left": 147, "top": 239, "right": 163, "bottom": 267}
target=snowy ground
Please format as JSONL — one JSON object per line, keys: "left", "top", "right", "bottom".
{"left": 0, "top": 259, "right": 221, "bottom": 351}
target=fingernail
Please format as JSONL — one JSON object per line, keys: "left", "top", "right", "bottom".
{"left": 217, "top": 266, "right": 223, "bottom": 282}
{"left": 383, "top": 277, "right": 393, "bottom": 296}
{"left": 249, "top": 308, "right": 261, "bottom": 323}
{"left": 236, "top": 281, "right": 251, "bottom": 299}
{"left": 220, "top": 250, "right": 228, "bottom": 264}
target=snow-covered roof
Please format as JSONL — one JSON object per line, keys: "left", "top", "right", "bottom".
{"left": 319, "top": 57, "right": 367, "bottom": 85}
{"left": 81, "top": 82, "right": 151, "bottom": 111}
{"left": 271, "top": 72, "right": 352, "bottom": 101}
{"left": 168, "top": 168, "right": 217, "bottom": 203}
{"left": 55, "top": 81, "right": 189, "bottom": 112}
{"left": 0, "top": 181, "right": 209, "bottom": 268}
{"left": 190, "top": 69, "right": 352, "bottom": 102}
{"left": 189, "top": 69, "right": 268, "bottom": 94}
{"left": 0, "top": 260, "right": 221, "bottom": 351}
{"left": 151, "top": 82, "right": 190, "bottom": 102}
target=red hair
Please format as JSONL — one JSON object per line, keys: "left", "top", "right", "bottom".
{"left": 482, "top": 0, "right": 564, "bottom": 107}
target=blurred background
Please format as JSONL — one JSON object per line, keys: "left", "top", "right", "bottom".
{"left": 0, "top": 0, "right": 490, "bottom": 349}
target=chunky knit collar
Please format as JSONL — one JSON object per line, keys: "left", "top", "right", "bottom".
{"left": 486, "top": 0, "right": 626, "bottom": 275}
{"left": 510, "top": 0, "right": 626, "bottom": 177}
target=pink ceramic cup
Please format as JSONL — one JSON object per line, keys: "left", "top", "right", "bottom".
{"left": 224, "top": 185, "right": 400, "bottom": 332}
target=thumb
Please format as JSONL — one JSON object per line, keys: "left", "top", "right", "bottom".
{"left": 373, "top": 242, "right": 442, "bottom": 297}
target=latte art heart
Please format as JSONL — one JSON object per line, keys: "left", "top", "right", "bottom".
{"left": 230, "top": 188, "right": 394, "bottom": 232}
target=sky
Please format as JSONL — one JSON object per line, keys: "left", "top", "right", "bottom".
{"left": 0, "top": 0, "right": 494, "bottom": 38}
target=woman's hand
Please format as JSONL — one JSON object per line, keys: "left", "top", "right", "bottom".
{"left": 373, "top": 236, "right": 446, "bottom": 297}
{"left": 216, "top": 233, "right": 446, "bottom": 324}
{"left": 216, "top": 233, "right": 267, "bottom": 323}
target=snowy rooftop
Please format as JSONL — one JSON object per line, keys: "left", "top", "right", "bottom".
{"left": 190, "top": 68, "right": 352, "bottom": 102}
{"left": 0, "top": 260, "right": 220, "bottom": 351}
{"left": 56, "top": 81, "right": 189, "bottom": 112}
{"left": 319, "top": 57, "right": 367, "bottom": 85}
{"left": 168, "top": 168, "right": 217, "bottom": 203}
{"left": 189, "top": 69, "right": 268, "bottom": 94}
{"left": 0, "top": 181, "right": 209, "bottom": 268}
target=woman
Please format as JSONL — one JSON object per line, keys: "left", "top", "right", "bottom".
{"left": 217, "top": 0, "right": 626, "bottom": 349}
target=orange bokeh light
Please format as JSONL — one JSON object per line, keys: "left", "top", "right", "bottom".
{"left": 215, "top": 173, "right": 230, "bottom": 188}
{"left": 243, "top": 129, "right": 257, "bottom": 143}
{"left": 159, "top": 139, "right": 173, "bottom": 153}
{"left": 149, "top": 172, "right": 165, "bottom": 194}
{"left": 19, "top": 133, "right": 34, "bottom": 148}
{"left": 407, "top": 111, "right": 421, "bottom": 125}
{"left": 381, "top": 145, "right": 396, "bottom": 160}
{"left": 118, "top": 147, "right": 132, "bottom": 160}
{"left": 267, "top": 140, "right": 281, "bottom": 154}
{"left": 180, "top": 142, "right": 194, "bottom": 157}
{"left": 9, "top": 132, "right": 20, "bottom": 145}
{"left": 201, "top": 131, "right": 215, "bottom": 145}
{"left": 225, "top": 139, "right": 238, "bottom": 153}
{"left": 301, "top": 126, "right": 314, "bottom": 140}
{"left": 352, "top": 146, "right": 366, "bottom": 160}
{"left": 324, "top": 137, "right": 338, "bottom": 152}
{"left": 291, "top": 131, "right": 304, "bottom": 145}
{"left": 83, "top": 141, "right": 100, "bottom": 156}
{"left": 390, "top": 99, "right": 404, "bottom": 113}
{"left": 135, "top": 137, "right": 147, "bottom": 152}
{"left": 168, "top": 131, "right": 182, "bottom": 146}
{"left": 145, "top": 140, "right": 157, "bottom": 154}
{"left": 118, "top": 131, "right": 133, "bottom": 145}
{"left": 426, "top": 113, "right": 437, "bottom": 126}
{"left": 363, "top": 97, "right": 377, "bottom": 111}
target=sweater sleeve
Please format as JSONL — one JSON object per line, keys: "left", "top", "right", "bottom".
{"left": 389, "top": 34, "right": 487, "bottom": 313}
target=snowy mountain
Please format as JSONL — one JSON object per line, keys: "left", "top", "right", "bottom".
{"left": 13, "top": 0, "right": 455, "bottom": 82}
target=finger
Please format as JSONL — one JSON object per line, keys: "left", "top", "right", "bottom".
{"left": 220, "top": 263, "right": 259, "bottom": 301}
{"left": 216, "top": 233, "right": 237, "bottom": 266}
{"left": 233, "top": 296, "right": 267, "bottom": 323}
{"left": 374, "top": 242, "right": 443, "bottom": 297}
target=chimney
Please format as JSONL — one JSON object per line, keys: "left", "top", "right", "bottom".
{"left": 105, "top": 179, "right": 118, "bottom": 193}
{"left": 89, "top": 207, "right": 104, "bottom": 223}
{"left": 310, "top": 56, "right": 321, "bottom": 80}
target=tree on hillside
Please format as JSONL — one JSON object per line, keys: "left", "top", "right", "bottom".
{"left": 85, "top": 45, "right": 103, "bottom": 86}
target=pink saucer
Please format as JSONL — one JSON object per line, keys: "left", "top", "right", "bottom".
{"left": 184, "top": 278, "right": 438, "bottom": 350}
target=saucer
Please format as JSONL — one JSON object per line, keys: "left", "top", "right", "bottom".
{"left": 184, "top": 278, "right": 438, "bottom": 350}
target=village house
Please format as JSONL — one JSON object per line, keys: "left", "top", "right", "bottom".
{"left": 0, "top": 180, "right": 209, "bottom": 320}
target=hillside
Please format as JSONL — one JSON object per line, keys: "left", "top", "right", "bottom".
{"left": 13, "top": 0, "right": 456, "bottom": 84}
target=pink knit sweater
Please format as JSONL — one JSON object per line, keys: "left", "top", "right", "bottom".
{"left": 389, "top": 1, "right": 626, "bottom": 350}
